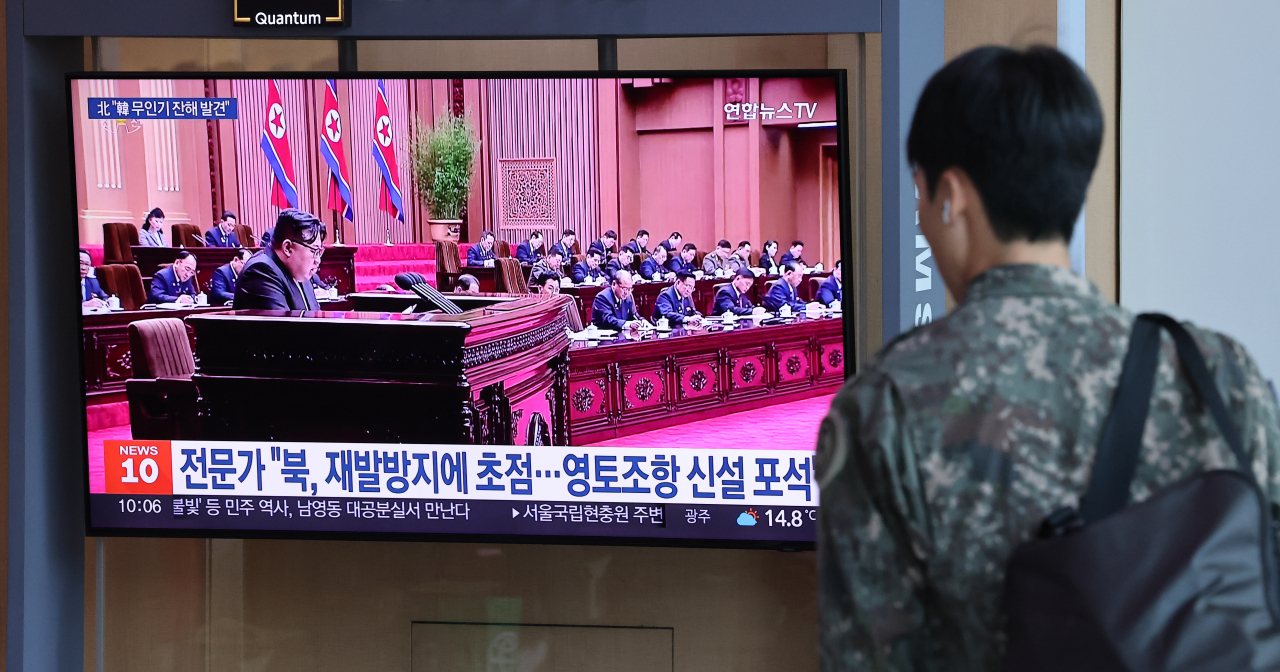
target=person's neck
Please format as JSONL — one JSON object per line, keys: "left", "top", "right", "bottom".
{"left": 964, "top": 240, "right": 1072, "bottom": 286}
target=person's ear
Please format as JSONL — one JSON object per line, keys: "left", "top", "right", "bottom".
{"left": 938, "top": 169, "right": 968, "bottom": 229}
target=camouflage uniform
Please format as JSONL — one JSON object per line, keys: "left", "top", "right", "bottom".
{"left": 817, "top": 264, "right": 1280, "bottom": 671}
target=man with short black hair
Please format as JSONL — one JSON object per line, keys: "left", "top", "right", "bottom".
{"left": 762, "top": 261, "right": 806, "bottom": 312}
{"left": 665, "top": 231, "right": 683, "bottom": 252}
{"left": 456, "top": 274, "right": 481, "bottom": 295}
{"left": 714, "top": 267, "right": 758, "bottom": 316}
{"left": 550, "top": 229, "right": 577, "bottom": 259}
{"left": 641, "top": 245, "right": 673, "bottom": 282}
{"left": 466, "top": 231, "right": 497, "bottom": 267}
{"left": 205, "top": 211, "right": 242, "bottom": 247}
{"left": 533, "top": 272, "right": 562, "bottom": 297}
{"left": 209, "top": 248, "right": 251, "bottom": 305}
{"left": 819, "top": 46, "right": 1280, "bottom": 671}
{"left": 729, "top": 240, "right": 753, "bottom": 272}
{"left": 588, "top": 230, "right": 618, "bottom": 257}
{"left": 624, "top": 229, "right": 650, "bottom": 256}
{"left": 605, "top": 247, "right": 635, "bottom": 280}
{"left": 516, "top": 231, "right": 545, "bottom": 265}
{"left": 779, "top": 240, "right": 805, "bottom": 268}
{"left": 591, "top": 269, "right": 641, "bottom": 330}
{"left": 532, "top": 249, "right": 564, "bottom": 285}
{"left": 149, "top": 250, "right": 199, "bottom": 305}
{"left": 653, "top": 271, "right": 702, "bottom": 326}
{"left": 573, "top": 250, "right": 606, "bottom": 284}
{"left": 668, "top": 243, "right": 697, "bottom": 274}
{"left": 234, "top": 208, "right": 326, "bottom": 311}
{"left": 702, "top": 239, "right": 735, "bottom": 275}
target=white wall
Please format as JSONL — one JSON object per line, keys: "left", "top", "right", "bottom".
{"left": 1120, "top": 1, "right": 1280, "bottom": 381}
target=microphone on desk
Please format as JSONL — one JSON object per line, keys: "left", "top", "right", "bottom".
{"left": 189, "top": 232, "right": 205, "bottom": 247}
{"left": 394, "top": 272, "right": 464, "bottom": 315}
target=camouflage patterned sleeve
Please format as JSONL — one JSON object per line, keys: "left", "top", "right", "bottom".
{"left": 1205, "top": 329, "right": 1280, "bottom": 503}
{"left": 817, "top": 370, "right": 931, "bottom": 672}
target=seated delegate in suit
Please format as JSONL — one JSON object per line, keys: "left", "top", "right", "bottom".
{"left": 516, "top": 231, "right": 546, "bottom": 265}
{"left": 664, "top": 232, "right": 683, "bottom": 253}
{"left": 668, "top": 243, "right": 698, "bottom": 274}
{"left": 759, "top": 240, "right": 780, "bottom": 274}
{"left": 779, "top": 240, "right": 806, "bottom": 269}
{"left": 624, "top": 229, "right": 650, "bottom": 256}
{"left": 605, "top": 248, "right": 635, "bottom": 280}
{"left": 702, "top": 239, "right": 736, "bottom": 275}
{"left": 652, "top": 272, "right": 703, "bottom": 326}
{"left": 588, "top": 230, "right": 618, "bottom": 258}
{"left": 762, "top": 262, "right": 809, "bottom": 313}
{"left": 466, "top": 231, "right": 498, "bottom": 267}
{"left": 80, "top": 248, "right": 108, "bottom": 307}
{"left": 817, "top": 260, "right": 843, "bottom": 306}
{"left": 234, "top": 208, "right": 326, "bottom": 311}
{"left": 641, "top": 245, "right": 674, "bottom": 282}
{"left": 573, "top": 250, "right": 607, "bottom": 283}
{"left": 209, "top": 249, "right": 251, "bottom": 305}
{"left": 205, "top": 211, "right": 242, "bottom": 248}
{"left": 591, "top": 270, "right": 641, "bottom": 331}
{"left": 714, "top": 268, "right": 760, "bottom": 316}
{"left": 148, "top": 250, "right": 199, "bottom": 304}
{"left": 549, "top": 229, "right": 577, "bottom": 260}
{"left": 138, "top": 207, "right": 167, "bottom": 247}
{"left": 532, "top": 250, "right": 564, "bottom": 285}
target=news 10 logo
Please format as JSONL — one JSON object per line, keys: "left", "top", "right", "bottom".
{"left": 105, "top": 440, "right": 172, "bottom": 495}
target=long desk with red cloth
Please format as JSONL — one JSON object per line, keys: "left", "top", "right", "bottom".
{"left": 567, "top": 315, "right": 846, "bottom": 444}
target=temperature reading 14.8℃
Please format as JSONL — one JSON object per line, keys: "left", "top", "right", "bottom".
{"left": 766, "top": 509, "right": 816, "bottom": 527}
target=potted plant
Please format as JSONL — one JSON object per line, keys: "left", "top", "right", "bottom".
{"left": 411, "top": 113, "right": 479, "bottom": 241}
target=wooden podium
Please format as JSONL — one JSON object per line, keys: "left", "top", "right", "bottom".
{"left": 184, "top": 294, "right": 572, "bottom": 445}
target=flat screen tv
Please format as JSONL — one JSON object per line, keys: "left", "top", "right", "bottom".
{"left": 72, "top": 71, "right": 851, "bottom": 548}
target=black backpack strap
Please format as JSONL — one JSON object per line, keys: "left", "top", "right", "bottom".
{"left": 1080, "top": 313, "right": 1250, "bottom": 524}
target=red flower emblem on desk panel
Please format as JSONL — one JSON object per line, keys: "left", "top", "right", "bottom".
{"left": 821, "top": 341, "right": 845, "bottom": 378}
{"left": 621, "top": 364, "right": 665, "bottom": 412}
{"left": 678, "top": 359, "right": 718, "bottom": 400}
{"left": 730, "top": 354, "right": 765, "bottom": 392}
{"left": 569, "top": 379, "right": 607, "bottom": 420}
{"left": 776, "top": 347, "right": 810, "bottom": 384}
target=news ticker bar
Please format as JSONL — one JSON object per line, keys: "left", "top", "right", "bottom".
{"left": 103, "top": 441, "right": 819, "bottom": 507}
{"left": 90, "top": 495, "right": 817, "bottom": 542}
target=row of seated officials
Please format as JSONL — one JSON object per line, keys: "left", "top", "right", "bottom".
{"left": 464, "top": 228, "right": 817, "bottom": 282}
{"left": 82, "top": 209, "right": 328, "bottom": 310}
{"left": 520, "top": 259, "right": 842, "bottom": 333}
{"left": 134, "top": 208, "right": 255, "bottom": 249}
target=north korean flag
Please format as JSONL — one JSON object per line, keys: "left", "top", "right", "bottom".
{"left": 260, "top": 79, "right": 299, "bottom": 209}
{"left": 320, "top": 79, "right": 355, "bottom": 222}
{"left": 372, "top": 80, "right": 405, "bottom": 223}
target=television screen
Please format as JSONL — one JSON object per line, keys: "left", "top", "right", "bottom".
{"left": 73, "top": 72, "right": 850, "bottom": 548}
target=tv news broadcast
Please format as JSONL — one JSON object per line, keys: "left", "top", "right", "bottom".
{"left": 74, "top": 73, "right": 850, "bottom": 548}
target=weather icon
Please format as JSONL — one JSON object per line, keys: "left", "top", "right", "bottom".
{"left": 736, "top": 509, "right": 759, "bottom": 526}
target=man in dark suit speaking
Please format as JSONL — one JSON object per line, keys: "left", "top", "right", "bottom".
{"left": 209, "top": 248, "right": 251, "bottom": 305}
{"left": 148, "top": 250, "right": 199, "bottom": 304}
{"left": 234, "top": 209, "right": 326, "bottom": 311}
